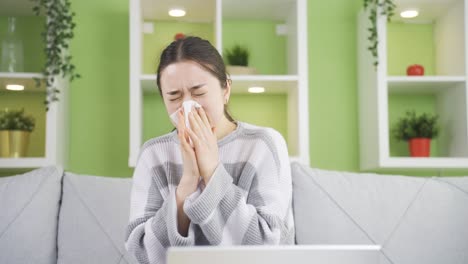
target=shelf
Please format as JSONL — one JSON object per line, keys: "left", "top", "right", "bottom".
{"left": 387, "top": 76, "right": 466, "bottom": 94}
{"left": 382, "top": 157, "right": 468, "bottom": 169}
{"left": 0, "top": 157, "right": 50, "bottom": 169}
{"left": 130, "top": 0, "right": 310, "bottom": 167}
{"left": 141, "top": 74, "right": 298, "bottom": 94}
{"left": 0, "top": 72, "right": 46, "bottom": 92}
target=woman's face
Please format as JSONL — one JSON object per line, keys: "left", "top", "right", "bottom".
{"left": 159, "top": 60, "right": 230, "bottom": 128}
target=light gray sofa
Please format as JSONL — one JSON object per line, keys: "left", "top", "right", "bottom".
{"left": 1, "top": 163, "right": 467, "bottom": 264}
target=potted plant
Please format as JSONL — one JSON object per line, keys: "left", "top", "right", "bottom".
{"left": 392, "top": 111, "right": 439, "bottom": 157}
{"left": 224, "top": 44, "right": 257, "bottom": 75}
{"left": 0, "top": 108, "right": 35, "bottom": 158}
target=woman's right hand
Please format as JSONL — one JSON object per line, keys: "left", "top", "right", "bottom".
{"left": 175, "top": 109, "right": 200, "bottom": 236}
{"left": 176, "top": 109, "right": 200, "bottom": 200}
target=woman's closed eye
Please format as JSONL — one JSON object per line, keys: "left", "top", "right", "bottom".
{"left": 193, "top": 93, "right": 206, "bottom": 97}
{"left": 169, "top": 97, "right": 181, "bottom": 102}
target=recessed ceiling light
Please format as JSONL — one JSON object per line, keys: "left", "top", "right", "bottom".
{"left": 248, "top": 87, "right": 265, "bottom": 93}
{"left": 400, "top": 9, "right": 419, "bottom": 18}
{"left": 169, "top": 8, "right": 186, "bottom": 17}
{"left": 6, "top": 84, "right": 24, "bottom": 91}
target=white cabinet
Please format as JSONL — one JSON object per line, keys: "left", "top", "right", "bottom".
{"left": 358, "top": 0, "right": 468, "bottom": 169}
{"left": 0, "top": 1, "right": 68, "bottom": 169}
{"left": 129, "top": 0, "right": 309, "bottom": 166}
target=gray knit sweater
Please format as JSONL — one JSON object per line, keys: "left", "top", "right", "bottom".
{"left": 125, "top": 121, "right": 295, "bottom": 264}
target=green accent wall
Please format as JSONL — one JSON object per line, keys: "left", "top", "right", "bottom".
{"left": 66, "top": 0, "right": 134, "bottom": 177}
{"left": 1, "top": 0, "right": 468, "bottom": 177}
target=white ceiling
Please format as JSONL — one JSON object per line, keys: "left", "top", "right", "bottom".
{"left": 142, "top": 0, "right": 295, "bottom": 22}
{"left": 392, "top": 0, "right": 461, "bottom": 23}
{"left": 0, "top": 0, "right": 37, "bottom": 16}
{"left": 142, "top": 0, "right": 216, "bottom": 22}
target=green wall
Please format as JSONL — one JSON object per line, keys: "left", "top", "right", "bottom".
{"left": 1, "top": 0, "right": 467, "bottom": 177}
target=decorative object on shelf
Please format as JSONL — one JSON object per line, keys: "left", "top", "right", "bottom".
{"left": 0, "top": 17, "right": 24, "bottom": 72}
{"left": 224, "top": 44, "right": 257, "bottom": 75}
{"left": 0, "top": 108, "right": 35, "bottom": 158}
{"left": 31, "top": 0, "right": 81, "bottom": 111}
{"left": 363, "top": 0, "right": 396, "bottom": 67}
{"left": 392, "top": 110, "right": 439, "bottom": 157}
{"left": 174, "top": 33, "right": 185, "bottom": 40}
{"left": 406, "top": 64, "right": 425, "bottom": 76}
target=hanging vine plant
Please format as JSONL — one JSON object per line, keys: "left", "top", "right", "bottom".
{"left": 363, "top": 0, "right": 396, "bottom": 68}
{"left": 31, "top": 0, "right": 80, "bottom": 111}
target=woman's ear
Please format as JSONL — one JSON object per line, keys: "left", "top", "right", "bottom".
{"left": 223, "top": 79, "right": 232, "bottom": 104}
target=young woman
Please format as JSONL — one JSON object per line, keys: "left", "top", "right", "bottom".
{"left": 125, "top": 36, "right": 294, "bottom": 264}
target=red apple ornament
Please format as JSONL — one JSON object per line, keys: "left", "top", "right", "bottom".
{"left": 407, "top": 64, "right": 424, "bottom": 76}
{"left": 174, "top": 33, "right": 185, "bottom": 40}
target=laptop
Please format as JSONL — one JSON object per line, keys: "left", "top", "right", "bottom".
{"left": 167, "top": 245, "right": 382, "bottom": 264}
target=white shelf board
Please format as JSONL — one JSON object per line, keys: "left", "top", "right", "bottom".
{"left": 141, "top": 74, "right": 298, "bottom": 94}
{"left": 230, "top": 75, "right": 298, "bottom": 94}
{"left": 382, "top": 157, "right": 468, "bottom": 169}
{"left": 0, "top": 72, "right": 46, "bottom": 92}
{"left": 387, "top": 76, "right": 466, "bottom": 94}
{"left": 0, "top": 157, "right": 50, "bottom": 169}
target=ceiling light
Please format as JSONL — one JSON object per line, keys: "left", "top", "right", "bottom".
{"left": 6, "top": 84, "right": 24, "bottom": 91}
{"left": 248, "top": 87, "right": 265, "bottom": 93}
{"left": 169, "top": 8, "right": 186, "bottom": 17}
{"left": 400, "top": 9, "right": 419, "bottom": 18}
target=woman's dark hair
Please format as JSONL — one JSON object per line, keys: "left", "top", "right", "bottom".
{"left": 156, "top": 36, "right": 235, "bottom": 122}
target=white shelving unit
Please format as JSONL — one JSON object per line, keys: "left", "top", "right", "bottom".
{"left": 0, "top": 1, "right": 68, "bottom": 169}
{"left": 358, "top": 0, "right": 468, "bottom": 170}
{"left": 129, "top": 0, "right": 309, "bottom": 167}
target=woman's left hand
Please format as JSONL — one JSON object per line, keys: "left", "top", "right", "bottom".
{"left": 186, "top": 107, "right": 219, "bottom": 184}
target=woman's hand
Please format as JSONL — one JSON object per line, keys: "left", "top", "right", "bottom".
{"left": 175, "top": 109, "right": 200, "bottom": 236}
{"left": 186, "top": 107, "right": 219, "bottom": 184}
{"left": 176, "top": 109, "right": 199, "bottom": 198}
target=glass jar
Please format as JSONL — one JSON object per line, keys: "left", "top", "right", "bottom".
{"left": 1, "top": 17, "right": 24, "bottom": 72}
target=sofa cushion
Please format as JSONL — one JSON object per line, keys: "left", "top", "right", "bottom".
{"left": 291, "top": 162, "right": 468, "bottom": 264}
{"left": 0, "top": 166, "right": 63, "bottom": 264}
{"left": 57, "top": 172, "right": 138, "bottom": 264}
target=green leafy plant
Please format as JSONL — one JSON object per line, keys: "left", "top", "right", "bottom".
{"left": 31, "top": 0, "right": 81, "bottom": 111}
{"left": 0, "top": 109, "right": 36, "bottom": 132}
{"left": 392, "top": 111, "right": 439, "bottom": 141}
{"left": 363, "top": 0, "right": 396, "bottom": 67}
{"left": 224, "top": 45, "right": 249, "bottom": 66}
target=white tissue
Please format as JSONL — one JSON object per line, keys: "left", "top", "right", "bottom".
{"left": 169, "top": 100, "right": 202, "bottom": 130}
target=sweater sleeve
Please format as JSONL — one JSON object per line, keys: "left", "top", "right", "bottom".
{"left": 183, "top": 129, "right": 295, "bottom": 245}
{"left": 125, "top": 149, "right": 195, "bottom": 264}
